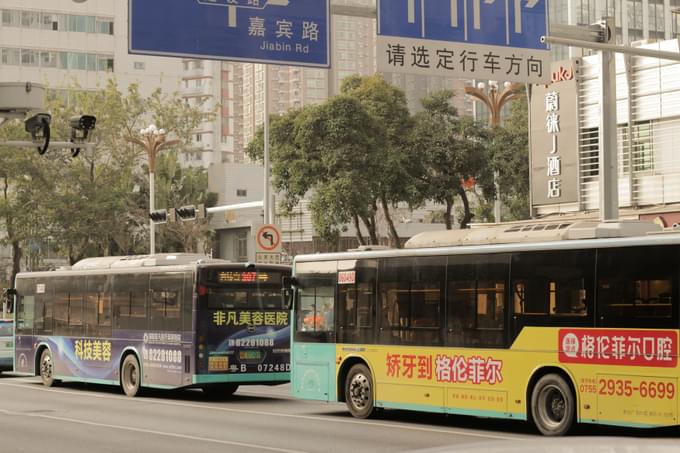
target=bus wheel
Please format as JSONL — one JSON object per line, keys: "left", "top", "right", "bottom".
{"left": 345, "top": 364, "right": 375, "bottom": 419}
{"left": 121, "top": 355, "right": 141, "bottom": 397}
{"left": 39, "top": 349, "right": 55, "bottom": 387}
{"left": 530, "top": 373, "right": 575, "bottom": 436}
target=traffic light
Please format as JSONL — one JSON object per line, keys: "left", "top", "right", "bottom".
{"left": 176, "top": 205, "right": 197, "bottom": 221}
{"left": 149, "top": 209, "right": 168, "bottom": 224}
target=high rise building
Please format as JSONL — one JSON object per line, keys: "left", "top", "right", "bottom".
{"left": 0, "top": 0, "right": 184, "bottom": 96}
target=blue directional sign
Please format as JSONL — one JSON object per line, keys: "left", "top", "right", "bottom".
{"left": 129, "top": 0, "right": 329, "bottom": 67}
{"left": 376, "top": 0, "right": 550, "bottom": 83}
{"left": 378, "top": 0, "right": 548, "bottom": 50}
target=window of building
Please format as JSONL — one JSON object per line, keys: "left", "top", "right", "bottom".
{"left": 236, "top": 189, "right": 247, "bottom": 197}
{"left": 134, "top": 61, "right": 146, "bottom": 70}
{"left": 236, "top": 231, "right": 248, "bottom": 262}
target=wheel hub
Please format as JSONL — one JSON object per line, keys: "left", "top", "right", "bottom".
{"left": 349, "top": 373, "right": 369, "bottom": 409}
{"left": 41, "top": 356, "right": 52, "bottom": 379}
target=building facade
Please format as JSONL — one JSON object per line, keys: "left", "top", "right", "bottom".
{"left": 530, "top": 39, "right": 680, "bottom": 226}
{"left": 0, "top": 0, "right": 184, "bottom": 95}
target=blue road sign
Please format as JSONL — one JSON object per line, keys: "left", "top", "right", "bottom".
{"left": 129, "top": 0, "right": 329, "bottom": 67}
{"left": 378, "top": 0, "right": 548, "bottom": 51}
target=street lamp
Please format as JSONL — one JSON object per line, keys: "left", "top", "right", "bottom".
{"left": 127, "top": 125, "right": 180, "bottom": 254}
{"left": 464, "top": 80, "right": 523, "bottom": 222}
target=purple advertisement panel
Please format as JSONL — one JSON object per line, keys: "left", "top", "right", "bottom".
{"left": 16, "top": 332, "right": 191, "bottom": 388}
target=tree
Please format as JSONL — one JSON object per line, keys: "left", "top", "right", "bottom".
{"left": 492, "top": 89, "right": 531, "bottom": 220}
{"left": 340, "top": 75, "right": 416, "bottom": 248}
{"left": 0, "top": 120, "right": 53, "bottom": 286}
{"left": 153, "top": 152, "right": 217, "bottom": 253}
{"left": 409, "top": 90, "right": 494, "bottom": 229}
{"left": 0, "top": 79, "right": 213, "bottom": 269}
{"left": 247, "top": 96, "right": 384, "bottom": 247}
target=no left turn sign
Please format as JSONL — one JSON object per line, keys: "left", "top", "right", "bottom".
{"left": 255, "top": 224, "right": 282, "bottom": 253}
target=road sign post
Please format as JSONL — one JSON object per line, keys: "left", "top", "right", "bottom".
{"left": 377, "top": 0, "right": 551, "bottom": 83}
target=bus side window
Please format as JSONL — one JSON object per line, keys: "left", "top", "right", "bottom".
{"left": 149, "top": 273, "right": 183, "bottom": 332}
{"left": 448, "top": 254, "right": 508, "bottom": 348}
{"left": 597, "top": 246, "right": 678, "bottom": 328}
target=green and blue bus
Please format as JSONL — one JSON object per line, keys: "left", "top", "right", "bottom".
{"left": 12, "top": 254, "right": 291, "bottom": 396}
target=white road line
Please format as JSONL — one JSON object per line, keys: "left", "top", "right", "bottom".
{"left": 0, "top": 381, "right": 530, "bottom": 441}
{"left": 0, "top": 408, "right": 309, "bottom": 453}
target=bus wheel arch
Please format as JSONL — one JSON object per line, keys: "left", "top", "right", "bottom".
{"left": 526, "top": 366, "right": 578, "bottom": 436}
{"left": 339, "top": 358, "right": 376, "bottom": 419}
{"left": 120, "top": 351, "right": 142, "bottom": 397}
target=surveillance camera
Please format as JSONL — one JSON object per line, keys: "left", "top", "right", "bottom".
{"left": 70, "top": 115, "right": 96, "bottom": 132}
{"left": 24, "top": 113, "right": 51, "bottom": 155}
{"left": 70, "top": 115, "right": 96, "bottom": 157}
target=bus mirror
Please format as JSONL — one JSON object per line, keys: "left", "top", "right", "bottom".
{"left": 281, "top": 276, "right": 296, "bottom": 310}
{"left": 281, "top": 288, "right": 294, "bottom": 310}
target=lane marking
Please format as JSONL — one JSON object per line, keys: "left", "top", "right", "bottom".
{"left": 0, "top": 381, "right": 530, "bottom": 441}
{"left": 0, "top": 408, "right": 309, "bottom": 453}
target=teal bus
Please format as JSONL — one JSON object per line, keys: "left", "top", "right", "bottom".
{"left": 12, "top": 254, "right": 291, "bottom": 396}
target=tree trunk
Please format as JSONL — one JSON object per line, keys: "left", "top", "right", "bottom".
{"left": 457, "top": 187, "right": 474, "bottom": 229}
{"left": 353, "top": 214, "right": 366, "bottom": 246}
{"left": 10, "top": 240, "right": 21, "bottom": 288}
{"left": 360, "top": 213, "right": 379, "bottom": 245}
{"left": 380, "top": 194, "right": 401, "bottom": 249}
{"left": 445, "top": 198, "right": 454, "bottom": 230}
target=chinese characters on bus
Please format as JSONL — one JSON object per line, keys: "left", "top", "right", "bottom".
{"left": 559, "top": 329, "right": 678, "bottom": 367}
{"left": 74, "top": 339, "right": 112, "bottom": 362}
{"left": 212, "top": 310, "right": 289, "bottom": 327}
{"left": 386, "top": 353, "right": 504, "bottom": 385}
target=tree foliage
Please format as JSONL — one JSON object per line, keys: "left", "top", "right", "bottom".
{"left": 492, "top": 89, "right": 531, "bottom": 220}
{"left": 409, "top": 90, "right": 494, "bottom": 229}
{"left": 0, "top": 79, "right": 214, "bottom": 281}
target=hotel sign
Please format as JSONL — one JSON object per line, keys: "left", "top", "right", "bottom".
{"left": 530, "top": 59, "right": 580, "bottom": 206}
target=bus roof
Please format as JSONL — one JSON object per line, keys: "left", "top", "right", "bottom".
{"left": 293, "top": 221, "right": 680, "bottom": 264}
{"left": 403, "top": 220, "right": 662, "bottom": 248}
{"left": 71, "top": 253, "right": 225, "bottom": 270}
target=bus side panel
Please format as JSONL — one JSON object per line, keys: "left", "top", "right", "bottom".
{"left": 26, "top": 333, "right": 187, "bottom": 388}
{"left": 13, "top": 334, "right": 34, "bottom": 375}
{"left": 291, "top": 342, "right": 336, "bottom": 401}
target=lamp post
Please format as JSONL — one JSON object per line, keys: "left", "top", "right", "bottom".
{"left": 464, "top": 81, "right": 523, "bottom": 222}
{"left": 127, "top": 125, "right": 180, "bottom": 254}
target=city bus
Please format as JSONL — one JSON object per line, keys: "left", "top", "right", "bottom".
{"left": 11, "top": 254, "right": 291, "bottom": 397}
{"left": 287, "top": 221, "right": 680, "bottom": 435}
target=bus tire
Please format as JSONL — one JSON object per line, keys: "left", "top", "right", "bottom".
{"left": 530, "top": 373, "right": 575, "bottom": 436}
{"left": 121, "top": 354, "right": 141, "bottom": 397}
{"left": 39, "top": 348, "right": 55, "bottom": 387}
{"left": 345, "top": 363, "right": 375, "bottom": 419}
